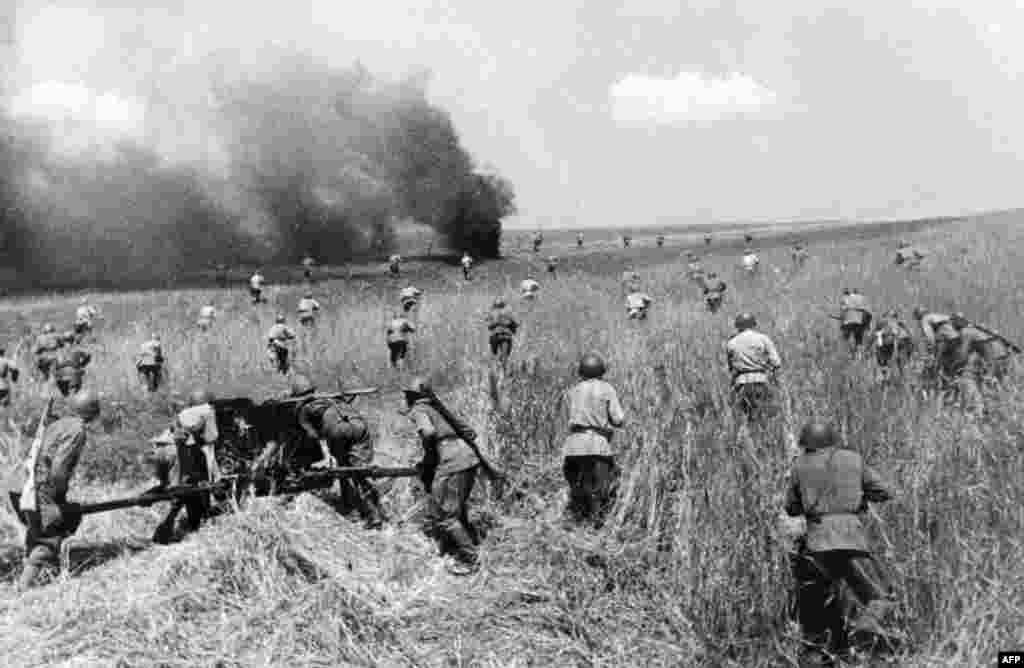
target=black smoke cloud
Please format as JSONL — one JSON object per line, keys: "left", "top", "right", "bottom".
{"left": 0, "top": 47, "right": 514, "bottom": 290}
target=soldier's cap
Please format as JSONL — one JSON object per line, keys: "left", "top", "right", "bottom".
{"left": 578, "top": 353, "right": 607, "bottom": 379}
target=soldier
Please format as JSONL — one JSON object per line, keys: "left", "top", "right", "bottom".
{"left": 297, "top": 292, "right": 321, "bottom": 327}
{"left": 546, "top": 255, "right": 558, "bottom": 279}
{"left": 266, "top": 314, "right": 296, "bottom": 374}
{"left": 913, "top": 307, "right": 959, "bottom": 383}
{"left": 215, "top": 262, "right": 229, "bottom": 288}
{"left": 702, "top": 272, "right": 727, "bottom": 313}
{"left": 622, "top": 234, "right": 632, "bottom": 248}
{"left": 385, "top": 313, "right": 416, "bottom": 369}
{"left": 895, "top": 241, "right": 925, "bottom": 269}
{"left": 53, "top": 344, "right": 91, "bottom": 398}
{"left": 656, "top": 234, "right": 665, "bottom": 248}
{"left": 621, "top": 268, "right": 641, "bottom": 293}
{"left": 249, "top": 270, "right": 266, "bottom": 304}
{"left": 744, "top": 232, "right": 754, "bottom": 244}
{"left": 403, "top": 376, "right": 481, "bottom": 575}
{"left": 197, "top": 303, "right": 216, "bottom": 331}
{"left": 289, "top": 376, "right": 385, "bottom": 528}
{"left": 576, "top": 232, "right": 584, "bottom": 249}
{"left": 73, "top": 297, "right": 99, "bottom": 343}
{"left": 426, "top": 238, "right": 434, "bottom": 257}
{"left": 301, "top": 254, "right": 316, "bottom": 282}
{"left": 625, "top": 291, "right": 652, "bottom": 320}
{"left": 400, "top": 285, "right": 423, "bottom": 313}
{"left": 520, "top": 278, "right": 541, "bottom": 301}
{"left": 943, "top": 313, "right": 1007, "bottom": 411}
{"left": 461, "top": 252, "right": 474, "bottom": 281}
{"left": 532, "top": 230, "right": 544, "bottom": 253}
{"left": 725, "top": 313, "right": 781, "bottom": 422}
{"left": 388, "top": 254, "right": 402, "bottom": 277}
{"left": 34, "top": 324, "right": 63, "bottom": 381}
{"left": 786, "top": 421, "right": 897, "bottom": 666}
{"left": 950, "top": 313, "right": 1014, "bottom": 385}
{"left": 837, "top": 289, "right": 873, "bottom": 350}
{"left": 136, "top": 334, "right": 164, "bottom": 392}
{"left": 872, "top": 309, "right": 914, "bottom": 373}
{"left": 0, "top": 346, "right": 21, "bottom": 407}
{"left": 561, "top": 353, "right": 624, "bottom": 528}
{"left": 686, "top": 252, "right": 705, "bottom": 283}
{"left": 13, "top": 390, "right": 101, "bottom": 589}
{"left": 486, "top": 298, "right": 519, "bottom": 367}
{"left": 151, "top": 389, "right": 221, "bottom": 544}
{"left": 741, "top": 247, "right": 760, "bottom": 275}
{"left": 792, "top": 242, "right": 809, "bottom": 268}
{"left": 704, "top": 232, "right": 713, "bottom": 246}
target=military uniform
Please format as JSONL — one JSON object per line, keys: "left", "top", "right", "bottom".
{"left": 385, "top": 317, "right": 415, "bottom": 367}
{"left": 389, "top": 254, "right": 402, "bottom": 277}
{"left": 546, "top": 256, "right": 558, "bottom": 278}
{"left": 461, "top": 254, "right": 473, "bottom": 280}
{"left": 562, "top": 378, "right": 624, "bottom": 526}
{"left": 297, "top": 396, "right": 383, "bottom": 526}
{"left": 486, "top": 307, "right": 519, "bottom": 365}
{"left": 725, "top": 328, "right": 781, "bottom": 420}
{"left": 786, "top": 437, "right": 896, "bottom": 665}
{"left": 249, "top": 273, "right": 265, "bottom": 304}
{"left": 0, "top": 354, "right": 20, "bottom": 407}
{"left": 297, "top": 297, "right": 321, "bottom": 327}
{"left": 198, "top": 305, "right": 216, "bottom": 331}
{"left": 741, "top": 252, "right": 760, "bottom": 274}
{"left": 73, "top": 305, "right": 98, "bottom": 341}
{"left": 54, "top": 348, "right": 91, "bottom": 397}
{"left": 34, "top": 331, "right": 63, "bottom": 380}
{"left": 838, "top": 291, "right": 872, "bottom": 347}
{"left": 702, "top": 276, "right": 727, "bottom": 313}
{"left": 267, "top": 322, "right": 296, "bottom": 374}
{"left": 152, "top": 401, "right": 219, "bottom": 543}
{"left": 576, "top": 233, "right": 584, "bottom": 248}
{"left": 625, "top": 292, "right": 652, "bottom": 320}
{"left": 520, "top": 279, "right": 540, "bottom": 301}
{"left": 400, "top": 286, "right": 423, "bottom": 312}
{"left": 918, "top": 312, "right": 959, "bottom": 379}
{"left": 408, "top": 397, "right": 480, "bottom": 566}
{"left": 872, "top": 314, "right": 913, "bottom": 371}
{"left": 136, "top": 337, "right": 164, "bottom": 392}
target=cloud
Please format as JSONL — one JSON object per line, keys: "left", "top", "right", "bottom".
{"left": 609, "top": 71, "right": 777, "bottom": 125}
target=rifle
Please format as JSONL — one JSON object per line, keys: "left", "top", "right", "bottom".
{"left": 18, "top": 394, "right": 55, "bottom": 512}
{"left": 425, "top": 391, "right": 507, "bottom": 497}
{"left": 967, "top": 321, "right": 1022, "bottom": 354}
{"left": 276, "top": 388, "right": 379, "bottom": 405}
{"left": 66, "top": 465, "right": 418, "bottom": 516}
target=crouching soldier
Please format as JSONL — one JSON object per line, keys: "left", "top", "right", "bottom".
{"left": 403, "top": 376, "right": 481, "bottom": 575}
{"left": 13, "top": 391, "right": 101, "bottom": 589}
{"left": 0, "top": 346, "right": 21, "bottom": 407}
{"left": 786, "top": 422, "right": 899, "bottom": 667}
{"left": 136, "top": 334, "right": 164, "bottom": 392}
{"left": 561, "top": 353, "right": 624, "bottom": 528}
{"left": 291, "top": 376, "right": 385, "bottom": 529}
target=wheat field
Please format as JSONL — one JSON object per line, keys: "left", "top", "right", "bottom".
{"left": 0, "top": 215, "right": 1021, "bottom": 667}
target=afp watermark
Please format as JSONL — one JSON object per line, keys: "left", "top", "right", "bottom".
{"left": 1000, "top": 652, "right": 1024, "bottom": 665}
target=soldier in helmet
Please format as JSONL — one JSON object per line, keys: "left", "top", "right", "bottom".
{"left": 725, "top": 313, "right": 782, "bottom": 422}
{"left": 837, "top": 289, "right": 872, "bottom": 351}
{"left": 485, "top": 298, "right": 519, "bottom": 368}
{"left": 913, "top": 307, "right": 959, "bottom": 385}
{"left": 13, "top": 390, "right": 101, "bottom": 589}
{"left": 151, "top": 389, "right": 221, "bottom": 543}
{"left": 786, "top": 421, "right": 898, "bottom": 666}
{"left": 249, "top": 270, "right": 266, "bottom": 304}
{"left": 197, "top": 302, "right": 217, "bottom": 331}
{"left": 403, "top": 376, "right": 481, "bottom": 575}
{"left": 400, "top": 285, "right": 423, "bottom": 313}
{"left": 73, "top": 297, "right": 99, "bottom": 343}
{"left": 461, "top": 252, "right": 474, "bottom": 281}
{"left": 136, "top": 333, "right": 164, "bottom": 392}
{"left": 290, "top": 375, "right": 385, "bottom": 528}
{"left": 625, "top": 290, "right": 653, "bottom": 321}
{"left": 561, "top": 353, "right": 625, "bottom": 528}
{"left": 944, "top": 313, "right": 1011, "bottom": 411}
{"left": 385, "top": 313, "right": 416, "bottom": 369}
{"left": 297, "top": 292, "right": 321, "bottom": 327}
{"left": 266, "top": 314, "right": 296, "bottom": 374}
{"left": 872, "top": 309, "right": 914, "bottom": 374}
{"left": 301, "top": 254, "right": 316, "bottom": 283}
{"left": 53, "top": 342, "right": 91, "bottom": 398}
{"left": 702, "top": 272, "right": 727, "bottom": 313}
{"left": 34, "top": 324, "right": 63, "bottom": 381}
{"left": 388, "top": 254, "right": 402, "bottom": 278}
{"left": 0, "top": 345, "right": 21, "bottom": 408}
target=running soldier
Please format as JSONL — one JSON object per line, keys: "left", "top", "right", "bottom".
{"left": 656, "top": 234, "right": 665, "bottom": 248}
{"left": 301, "top": 254, "right": 316, "bottom": 283}
{"left": 34, "top": 324, "right": 63, "bottom": 381}
{"left": 150, "top": 389, "right": 221, "bottom": 544}
{"left": 792, "top": 242, "right": 809, "bottom": 269}
{"left": 400, "top": 286, "right": 423, "bottom": 313}
{"left": 561, "top": 353, "right": 624, "bottom": 528}
{"left": 297, "top": 292, "right": 321, "bottom": 327}
{"left": 702, "top": 272, "right": 727, "bottom": 313}
{"left": 73, "top": 298, "right": 99, "bottom": 343}
{"left": 786, "top": 421, "right": 898, "bottom": 667}
{"left": 872, "top": 309, "right": 914, "bottom": 373}
{"left": 291, "top": 376, "right": 385, "bottom": 528}
{"left": 625, "top": 291, "right": 652, "bottom": 320}
{"left": 461, "top": 252, "right": 474, "bottom": 281}
{"left": 741, "top": 248, "right": 760, "bottom": 275}
{"left": 266, "top": 314, "right": 296, "bottom": 374}
{"left": 249, "top": 270, "right": 266, "bottom": 304}
{"left": 388, "top": 254, "right": 402, "bottom": 277}
{"left": 385, "top": 314, "right": 416, "bottom": 369}
{"left": 576, "top": 232, "right": 584, "bottom": 249}
{"left": 725, "top": 313, "right": 781, "bottom": 421}
{"left": 0, "top": 346, "right": 21, "bottom": 407}
{"left": 53, "top": 343, "right": 91, "bottom": 398}
{"left": 622, "top": 234, "right": 632, "bottom": 248}
{"left": 403, "top": 376, "right": 481, "bottom": 575}
{"left": 520, "top": 278, "right": 541, "bottom": 301}
{"left": 197, "top": 303, "right": 216, "bottom": 331}
{"left": 532, "top": 231, "right": 544, "bottom": 253}
{"left": 136, "top": 334, "right": 164, "bottom": 392}
{"left": 12, "top": 390, "right": 101, "bottom": 589}
{"left": 837, "top": 289, "right": 873, "bottom": 350}
{"left": 704, "top": 232, "right": 713, "bottom": 246}
{"left": 686, "top": 252, "right": 705, "bottom": 283}
{"left": 546, "top": 256, "right": 558, "bottom": 278}
{"left": 486, "top": 298, "right": 519, "bottom": 367}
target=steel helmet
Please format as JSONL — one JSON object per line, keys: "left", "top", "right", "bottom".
{"left": 305, "top": 292, "right": 313, "bottom": 299}
{"left": 43, "top": 324, "right": 55, "bottom": 334}
{"left": 70, "top": 390, "right": 101, "bottom": 422}
{"left": 275, "top": 314, "right": 286, "bottom": 324}
{"left": 403, "top": 376, "right": 432, "bottom": 398}
{"left": 798, "top": 422, "right": 839, "bottom": 451}
{"left": 290, "top": 374, "right": 316, "bottom": 397}
{"left": 578, "top": 353, "right": 607, "bottom": 379}
{"left": 189, "top": 388, "right": 214, "bottom": 405}
{"left": 493, "top": 298, "right": 506, "bottom": 309}
{"left": 734, "top": 313, "right": 757, "bottom": 330}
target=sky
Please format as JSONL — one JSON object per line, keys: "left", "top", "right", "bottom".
{"left": 4, "top": 1, "right": 1024, "bottom": 229}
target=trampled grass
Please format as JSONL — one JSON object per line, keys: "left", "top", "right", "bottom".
{"left": 0, "top": 214, "right": 1021, "bottom": 667}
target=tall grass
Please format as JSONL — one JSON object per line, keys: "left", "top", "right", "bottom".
{"left": 0, "top": 216, "right": 1021, "bottom": 666}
